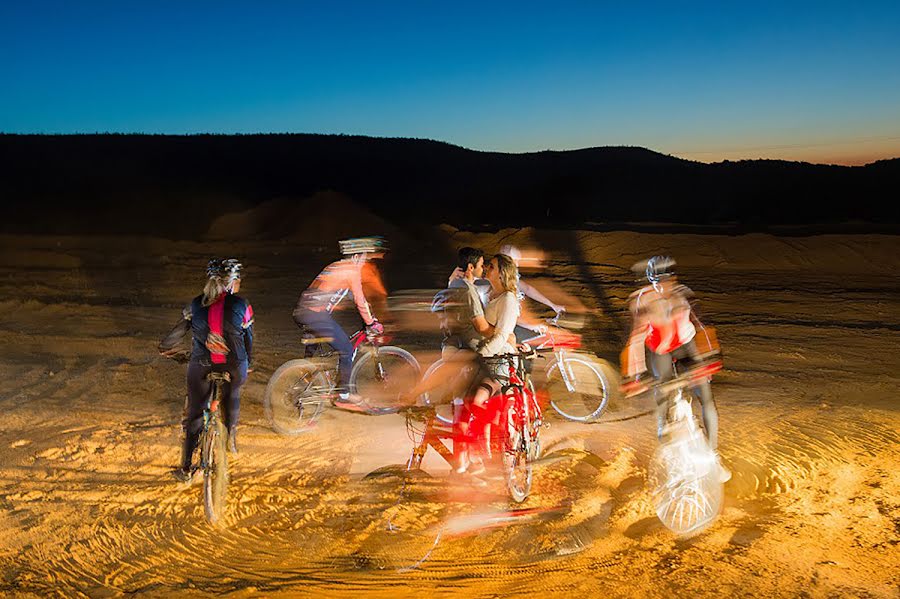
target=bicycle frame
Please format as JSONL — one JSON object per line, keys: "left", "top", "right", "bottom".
{"left": 300, "top": 328, "right": 391, "bottom": 386}
{"left": 406, "top": 352, "right": 541, "bottom": 469}
{"left": 519, "top": 314, "right": 581, "bottom": 394}
{"left": 201, "top": 376, "right": 228, "bottom": 461}
{"left": 494, "top": 356, "right": 542, "bottom": 457}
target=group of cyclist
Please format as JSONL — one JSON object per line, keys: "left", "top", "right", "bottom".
{"left": 160, "top": 237, "right": 728, "bottom": 483}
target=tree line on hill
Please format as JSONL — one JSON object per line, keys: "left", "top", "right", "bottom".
{"left": 1, "top": 134, "right": 898, "bottom": 237}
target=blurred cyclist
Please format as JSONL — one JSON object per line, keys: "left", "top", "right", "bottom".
{"left": 292, "top": 237, "right": 386, "bottom": 410}
{"left": 400, "top": 247, "right": 488, "bottom": 407}
{"left": 498, "top": 244, "right": 565, "bottom": 343}
{"left": 622, "top": 256, "right": 730, "bottom": 481}
{"left": 160, "top": 258, "right": 253, "bottom": 482}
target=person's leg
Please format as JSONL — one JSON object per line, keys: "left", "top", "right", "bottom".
{"left": 678, "top": 341, "right": 727, "bottom": 479}
{"left": 676, "top": 340, "right": 719, "bottom": 450}
{"left": 299, "top": 310, "right": 354, "bottom": 392}
{"left": 405, "top": 350, "right": 461, "bottom": 402}
{"left": 692, "top": 378, "right": 718, "bottom": 450}
{"left": 449, "top": 355, "right": 478, "bottom": 403}
{"left": 462, "top": 376, "right": 501, "bottom": 472}
{"left": 648, "top": 348, "right": 675, "bottom": 439}
{"left": 222, "top": 360, "right": 248, "bottom": 453}
{"left": 178, "top": 361, "right": 211, "bottom": 478}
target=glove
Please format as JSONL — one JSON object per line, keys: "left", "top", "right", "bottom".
{"left": 366, "top": 319, "right": 384, "bottom": 337}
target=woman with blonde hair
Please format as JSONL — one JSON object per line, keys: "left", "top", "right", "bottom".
{"left": 457, "top": 253, "right": 521, "bottom": 475}
{"left": 160, "top": 258, "right": 254, "bottom": 482}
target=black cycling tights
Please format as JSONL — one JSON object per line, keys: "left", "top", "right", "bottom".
{"left": 647, "top": 341, "right": 718, "bottom": 450}
{"left": 182, "top": 360, "right": 248, "bottom": 466}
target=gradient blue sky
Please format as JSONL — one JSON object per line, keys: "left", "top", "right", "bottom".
{"left": 2, "top": 1, "right": 899, "bottom": 164}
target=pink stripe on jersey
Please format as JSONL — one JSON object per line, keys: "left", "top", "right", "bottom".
{"left": 243, "top": 303, "right": 254, "bottom": 326}
{"left": 209, "top": 294, "right": 226, "bottom": 364}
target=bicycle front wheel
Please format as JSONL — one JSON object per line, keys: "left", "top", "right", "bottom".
{"left": 546, "top": 356, "right": 611, "bottom": 423}
{"left": 648, "top": 436, "right": 723, "bottom": 536}
{"left": 202, "top": 416, "right": 228, "bottom": 526}
{"left": 264, "top": 359, "right": 329, "bottom": 435}
{"left": 503, "top": 419, "right": 533, "bottom": 503}
{"left": 350, "top": 346, "right": 421, "bottom": 413}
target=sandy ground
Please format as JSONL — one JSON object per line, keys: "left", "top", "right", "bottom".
{"left": 0, "top": 227, "right": 898, "bottom": 598}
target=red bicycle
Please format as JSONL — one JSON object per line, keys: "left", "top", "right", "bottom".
{"left": 405, "top": 348, "right": 542, "bottom": 502}
{"left": 423, "top": 312, "right": 617, "bottom": 425}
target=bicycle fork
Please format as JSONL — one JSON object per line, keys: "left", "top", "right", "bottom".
{"left": 371, "top": 348, "right": 387, "bottom": 383}
{"left": 555, "top": 350, "right": 577, "bottom": 393}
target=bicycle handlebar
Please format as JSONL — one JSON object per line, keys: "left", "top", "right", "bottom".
{"left": 480, "top": 347, "right": 541, "bottom": 365}
{"left": 626, "top": 360, "right": 721, "bottom": 398}
{"left": 545, "top": 308, "right": 566, "bottom": 327}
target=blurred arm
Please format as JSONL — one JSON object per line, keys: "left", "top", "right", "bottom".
{"left": 242, "top": 302, "right": 254, "bottom": 367}
{"left": 518, "top": 279, "right": 562, "bottom": 312}
{"left": 350, "top": 264, "right": 375, "bottom": 325}
{"left": 158, "top": 304, "right": 191, "bottom": 355}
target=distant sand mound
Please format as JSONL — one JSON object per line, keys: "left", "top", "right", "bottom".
{"left": 205, "top": 191, "right": 397, "bottom": 243}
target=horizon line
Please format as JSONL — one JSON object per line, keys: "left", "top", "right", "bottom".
{"left": 2, "top": 131, "right": 898, "bottom": 168}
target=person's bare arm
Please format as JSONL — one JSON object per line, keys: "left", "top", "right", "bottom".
{"left": 519, "top": 279, "right": 563, "bottom": 313}
{"left": 623, "top": 294, "right": 649, "bottom": 378}
{"left": 472, "top": 315, "right": 494, "bottom": 336}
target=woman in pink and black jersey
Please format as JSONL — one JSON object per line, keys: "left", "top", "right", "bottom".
{"left": 163, "top": 258, "right": 254, "bottom": 483}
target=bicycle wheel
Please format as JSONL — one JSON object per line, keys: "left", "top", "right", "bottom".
{"left": 202, "top": 416, "right": 229, "bottom": 526}
{"left": 546, "top": 356, "right": 611, "bottom": 423}
{"left": 419, "top": 359, "right": 457, "bottom": 426}
{"left": 648, "top": 432, "right": 723, "bottom": 536}
{"left": 350, "top": 346, "right": 420, "bottom": 413}
{"left": 503, "top": 418, "right": 533, "bottom": 503}
{"left": 264, "top": 359, "right": 329, "bottom": 435}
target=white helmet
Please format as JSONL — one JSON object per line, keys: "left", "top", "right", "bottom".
{"left": 339, "top": 236, "right": 387, "bottom": 256}
{"left": 499, "top": 244, "right": 522, "bottom": 264}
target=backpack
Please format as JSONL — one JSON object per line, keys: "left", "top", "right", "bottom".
{"left": 431, "top": 287, "right": 469, "bottom": 336}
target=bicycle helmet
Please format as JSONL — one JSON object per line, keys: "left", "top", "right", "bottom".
{"left": 499, "top": 244, "right": 522, "bottom": 264}
{"left": 222, "top": 258, "right": 243, "bottom": 284}
{"left": 339, "top": 236, "right": 387, "bottom": 256}
{"left": 206, "top": 258, "right": 225, "bottom": 279}
{"left": 430, "top": 287, "right": 462, "bottom": 313}
{"left": 641, "top": 255, "right": 676, "bottom": 288}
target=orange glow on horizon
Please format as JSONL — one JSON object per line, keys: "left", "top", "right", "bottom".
{"left": 672, "top": 138, "right": 900, "bottom": 166}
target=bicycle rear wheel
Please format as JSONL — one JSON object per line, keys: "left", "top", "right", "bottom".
{"left": 350, "top": 346, "right": 420, "bottom": 413}
{"left": 264, "top": 359, "right": 329, "bottom": 434}
{"left": 546, "top": 356, "right": 612, "bottom": 423}
{"left": 202, "top": 416, "right": 228, "bottom": 525}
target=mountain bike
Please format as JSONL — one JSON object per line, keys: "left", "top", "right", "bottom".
{"left": 264, "top": 326, "right": 420, "bottom": 435}
{"left": 201, "top": 371, "right": 230, "bottom": 526}
{"left": 520, "top": 311, "right": 618, "bottom": 422}
{"left": 422, "top": 312, "right": 616, "bottom": 425}
{"left": 631, "top": 360, "right": 724, "bottom": 535}
{"left": 405, "top": 348, "right": 542, "bottom": 502}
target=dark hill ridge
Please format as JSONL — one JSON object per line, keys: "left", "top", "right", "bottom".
{"left": 1, "top": 134, "right": 898, "bottom": 237}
